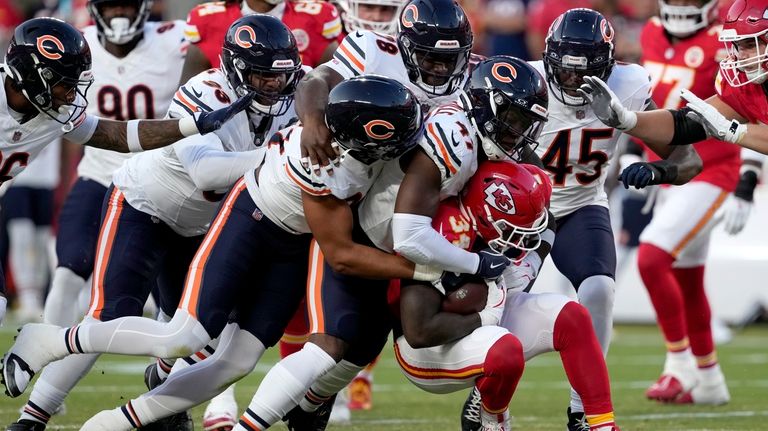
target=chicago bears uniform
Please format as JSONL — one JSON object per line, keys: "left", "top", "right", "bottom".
{"left": 184, "top": 0, "right": 343, "bottom": 68}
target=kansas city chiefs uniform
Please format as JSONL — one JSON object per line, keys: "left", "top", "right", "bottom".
{"left": 184, "top": 0, "right": 342, "bottom": 68}
{"left": 112, "top": 68, "right": 297, "bottom": 236}
{"left": 77, "top": 21, "right": 187, "bottom": 188}
{"left": 530, "top": 60, "right": 652, "bottom": 219}
{"left": 641, "top": 17, "right": 739, "bottom": 191}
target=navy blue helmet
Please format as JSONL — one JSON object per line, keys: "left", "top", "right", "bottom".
{"left": 543, "top": 8, "right": 615, "bottom": 106}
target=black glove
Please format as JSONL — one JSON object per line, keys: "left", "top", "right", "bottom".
{"left": 734, "top": 170, "right": 759, "bottom": 202}
{"left": 475, "top": 248, "right": 511, "bottom": 279}
{"left": 193, "top": 92, "right": 255, "bottom": 135}
{"left": 618, "top": 160, "right": 678, "bottom": 189}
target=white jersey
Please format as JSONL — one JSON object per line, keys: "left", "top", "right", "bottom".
{"left": 245, "top": 123, "right": 387, "bottom": 234}
{"left": 77, "top": 21, "right": 187, "bottom": 187}
{"left": 360, "top": 101, "right": 479, "bottom": 251}
{"left": 0, "top": 69, "right": 96, "bottom": 186}
{"left": 325, "top": 30, "right": 467, "bottom": 108}
{"left": 530, "top": 61, "right": 652, "bottom": 219}
{"left": 11, "top": 138, "right": 60, "bottom": 189}
{"left": 113, "top": 69, "right": 296, "bottom": 237}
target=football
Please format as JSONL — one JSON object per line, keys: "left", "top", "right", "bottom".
{"left": 441, "top": 280, "right": 488, "bottom": 314}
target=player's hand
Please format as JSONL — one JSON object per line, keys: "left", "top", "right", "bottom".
{"left": 478, "top": 279, "right": 506, "bottom": 326}
{"left": 618, "top": 162, "right": 662, "bottom": 189}
{"left": 299, "top": 120, "right": 340, "bottom": 175}
{"left": 191, "top": 92, "right": 255, "bottom": 135}
{"left": 502, "top": 259, "right": 537, "bottom": 291}
{"left": 680, "top": 89, "right": 747, "bottom": 144}
{"left": 578, "top": 76, "right": 637, "bottom": 131}
{"left": 718, "top": 195, "right": 753, "bottom": 235}
{"left": 475, "top": 248, "right": 511, "bottom": 279}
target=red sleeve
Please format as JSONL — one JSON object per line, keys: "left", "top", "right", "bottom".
{"left": 431, "top": 198, "right": 477, "bottom": 251}
{"left": 287, "top": 1, "right": 342, "bottom": 67}
{"left": 526, "top": 1, "right": 549, "bottom": 36}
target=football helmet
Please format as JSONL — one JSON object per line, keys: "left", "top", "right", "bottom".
{"left": 397, "top": 0, "right": 473, "bottom": 96}
{"left": 658, "top": 0, "right": 718, "bottom": 38}
{"left": 87, "top": 0, "right": 153, "bottom": 45}
{"left": 336, "top": 0, "right": 404, "bottom": 35}
{"left": 464, "top": 56, "right": 549, "bottom": 161}
{"left": 543, "top": 8, "right": 615, "bottom": 106}
{"left": 325, "top": 75, "right": 423, "bottom": 163}
{"left": 4, "top": 17, "right": 93, "bottom": 127}
{"left": 220, "top": 14, "right": 302, "bottom": 116}
{"left": 459, "top": 161, "right": 550, "bottom": 258}
{"left": 719, "top": 0, "right": 768, "bottom": 87}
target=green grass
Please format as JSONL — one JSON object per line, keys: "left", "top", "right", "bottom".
{"left": 0, "top": 324, "right": 766, "bottom": 430}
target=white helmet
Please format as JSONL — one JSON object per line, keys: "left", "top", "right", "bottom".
{"left": 658, "top": 0, "right": 718, "bottom": 38}
{"left": 335, "top": 0, "right": 403, "bottom": 35}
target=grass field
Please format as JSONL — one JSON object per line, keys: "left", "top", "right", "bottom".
{"left": 0, "top": 324, "right": 765, "bottom": 430}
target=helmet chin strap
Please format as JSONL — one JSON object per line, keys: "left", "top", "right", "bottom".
{"left": 105, "top": 17, "right": 135, "bottom": 45}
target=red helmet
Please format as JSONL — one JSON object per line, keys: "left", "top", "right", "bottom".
{"left": 719, "top": 0, "right": 768, "bottom": 87}
{"left": 459, "top": 160, "right": 551, "bottom": 259}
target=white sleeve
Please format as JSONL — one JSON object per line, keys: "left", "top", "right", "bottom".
{"left": 393, "top": 212, "right": 480, "bottom": 274}
{"left": 63, "top": 114, "right": 99, "bottom": 145}
{"left": 174, "top": 134, "right": 266, "bottom": 190}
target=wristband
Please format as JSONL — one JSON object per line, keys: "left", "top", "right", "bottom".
{"left": 178, "top": 116, "right": 200, "bottom": 137}
{"left": 127, "top": 120, "right": 142, "bottom": 152}
{"left": 413, "top": 263, "right": 443, "bottom": 282}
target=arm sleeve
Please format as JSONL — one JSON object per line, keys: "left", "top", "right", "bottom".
{"left": 174, "top": 134, "right": 266, "bottom": 190}
{"left": 393, "top": 212, "right": 480, "bottom": 274}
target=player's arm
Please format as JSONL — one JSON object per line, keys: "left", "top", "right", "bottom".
{"left": 295, "top": 65, "right": 345, "bottom": 174}
{"left": 303, "top": 191, "right": 433, "bottom": 280}
{"left": 174, "top": 134, "right": 264, "bottom": 190}
{"left": 399, "top": 280, "right": 481, "bottom": 348}
{"left": 318, "top": 40, "right": 338, "bottom": 65}
{"left": 393, "top": 150, "right": 509, "bottom": 278}
{"left": 72, "top": 93, "right": 254, "bottom": 152}
{"left": 180, "top": 44, "right": 212, "bottom": 86}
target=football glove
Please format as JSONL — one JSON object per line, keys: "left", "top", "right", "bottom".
{"left": 578, "top": 76, "right": 638, "bottom": 131}
{"left": 680, "top": 89, "right": 747, "bottom": 144}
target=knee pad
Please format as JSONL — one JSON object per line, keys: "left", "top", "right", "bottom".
{"left": 553, "top": 302, "right": 591, "bottom": 351}
{"left": 638, "top": 243, "right": 674, "bottom": 276}
{"left": 577, "top": 275, "right": 615, "bottom": 311}
{"left": 485, "top": 334, "right": 524, "bottom": 377}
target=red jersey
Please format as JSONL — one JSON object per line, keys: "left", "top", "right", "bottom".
{"left": 641, "top": 17, "right": 739, "bottom": 191}
{"left": 184, "top": 0, "right": 343, "bottom": 68}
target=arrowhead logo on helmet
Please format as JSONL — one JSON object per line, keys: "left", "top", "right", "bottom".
{"left": 363, "top": 119, "right": 395, "bottom": 140}
{"left": 484, "top": 182, "right": 516, "bottom": 215}
{"left": 491, "top": 62, "right": 517, "bottom": 83}
{"left": 36, "top": 35, "right": 64, "bottom": 60}
{"left": 234, "top": 25, "right": 257, "bottom": 49}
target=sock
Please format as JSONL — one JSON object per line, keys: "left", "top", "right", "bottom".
{"left": 673, "top": 266, "right": 715, "bottom": 361}
{"left": 476, "top": 334, "right": 524, "bottom": 414}
{"left": 130, "top": 324, "right": 263, "bottom": 425}
{"left": 239, "top": 342, "right": 336, "bottom": 429}
{"left": 9, "top": 219, "right": 47, "bottom": 313}
{"left": 66, "top": 309, "right": 211, "bottom": 358}
{"left": 480, "top": 407, "right": 509, "bottom": 428}
{"left": 300, "top": 360, "right": 363, "bottom": 413}
{"left": 44, "top": 267, "right": 89, "bottom": 326}
{"left": 586, "top": 412, "right": 615, "bottom": 429}
{"left": 554, "top": 302, "right": 613, "bottom": 416}
{"left": 279, "top": 303, "right": 308, "bottom": 358}
{"left": 155, "top": 358, "right": 174, "bottom": 381}
{"left": 205, "top": 384, "right": 238, "bottom": 417}
{"left": 20, "top": 353, "right": 100, "bottom": 423}
{"left": 698, "top": 362, "right": 724, "bottom": 382}
{"left": 638, "top": 243, "right": 688, "bottom": 350}
{"left": 82, "top": 406, "right": 134, "bottom": 431}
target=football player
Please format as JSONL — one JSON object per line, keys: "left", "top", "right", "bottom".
{"left": 1, "top": 14, "right": 303, "bottom": 403}
{"left": 181, "top": 0, "right": 342, "bottom": 82}
{"left": 6, "top": 2, "right": 188, "bottom": 429}
{"left": 57, "top": 75, "right": 432, "bottom": 431}
{"left": 581, "top": 0, "right": 768, "bottom": 157}
{"left": 634, "top": 0, "right": 763, "bottom": 406}
{"left": 0, "top": 16, "right": 249, "bottom": 327}
{"left": 335, "top": 0, "right": 403, "bottom": 35}
{"left": 519, "top": 9, "right": 703, "bottom": 429}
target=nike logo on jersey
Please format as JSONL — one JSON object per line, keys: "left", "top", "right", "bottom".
{"left": 191, "top": 87, "right": 203, "bottom": 98}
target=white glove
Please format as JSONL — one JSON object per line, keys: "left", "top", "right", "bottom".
{"left": 478, "top": 279, "right": 506, "bottom": 326}
{"left": 680, "top": 89, "right": 747, "bottom": 144}
{"left": 718, "top": 195, "right": 753, "bottom": 235}
{"left": 578, "top": 76, "right": 638, "bottom": 131}
{"left": 502, "top": 258, "right": 538, "bottom": 291}
{"left": 0, "top": 296, "right": 6, "bottom": 326}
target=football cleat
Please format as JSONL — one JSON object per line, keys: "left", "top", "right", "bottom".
{"left": 566, "top": 407, "right": 590, "bottom": 431}
{"left": 2, "top": 324, "right": 64, "bottom": 397}
{"left": 479, "top": 408, "right": 510, "bottom": 431}
{"left": 6, "top": 419, "right": 47, "bottom": 430}
{"left": 283, "top": 393, "right": 337, "bottom": 431}
{"left": 137, "top": 364, "right": 194, "bottom": 431}
{"left": 646, "top": 357, "right": 698, "bottom": 403}
{"left": 202, "top": 412, "right": 236, "bottom": 431}
{"left": 347, "top": 376, "right": 372, "bottom": 410}
{"left": 461, "top": 387, "right": 482, "bottom": 431}
{"left": 328, "top": 390, "right": 350, "bottom": 425}
{"left": 675, "top": 370, "right": 730, "bottom": 405}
